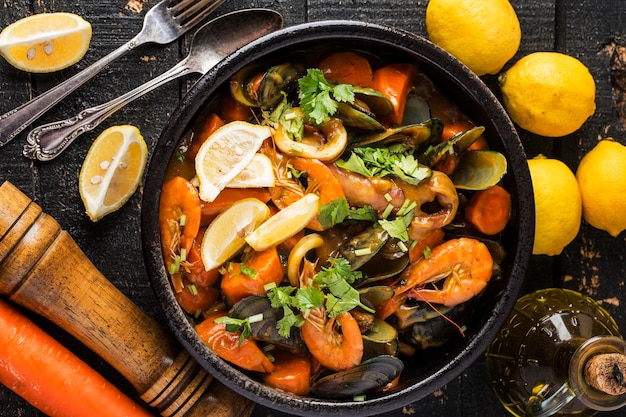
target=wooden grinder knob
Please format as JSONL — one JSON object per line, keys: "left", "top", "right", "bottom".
{"left": 0, "top": 181, "right": 253, "bottom": 417}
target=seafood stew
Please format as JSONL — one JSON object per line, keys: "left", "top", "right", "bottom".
{"left": 142, "top": 21, "right": 533, "bottom": 416}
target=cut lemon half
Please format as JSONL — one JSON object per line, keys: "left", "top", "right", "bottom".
{"left": 227, "top": 153, "right": 275, "bottom": 188}
{"left": 79, "top": 125, "right": 148, "bottom": 222}
{"left": 245, "top": 193, "right": 320, "bottom": 251}
{"left": 195, "top": 121, "right": 271, "bottom": 202}
{"left": 0, "top": 12, "right": 92, "bottom": 73}
{"left": 201, "top": 198, "right": 271, "bottom": 270}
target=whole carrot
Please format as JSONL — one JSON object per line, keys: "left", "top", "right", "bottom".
{"left": 0, "top": 298, "right": 153, "bottom": 417}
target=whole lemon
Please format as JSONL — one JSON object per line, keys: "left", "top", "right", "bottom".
{"left": 528, "top": 156, "right": 582, "bottom": 256}
{"left": 425, "top": 0, "right": 521, "bottom": 76}
{"left": 500, "top": 52, "right": 596, "bottom": 137}
{"left": 575, "top": 139, "right": 626, "bottom": 237}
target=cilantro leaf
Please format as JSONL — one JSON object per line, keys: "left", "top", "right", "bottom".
{"left": 298, "top": 69, "right": 354, "bottom": 125}
{"left": 266, "top": 285, "right": 297, "bottom": 308}
{"left": 336, "top": 146, "right": 431, "bottom": 185}
{"left": 213, "top": 316, "right": 252, "bottom": 345}
{"left": 294, "top": 287, "right": 325, "bottom": 312}
{"left": 318, "top": 197, "right": 350, "bottom": 228}
{"left": 276, "top": 306, "right": 305, "bottom": 338}
{"left": 348, "top": 206, "right": 379, "bottom": 222}
{"left": 379, "top": 207, "right": 414, "bottom": 242}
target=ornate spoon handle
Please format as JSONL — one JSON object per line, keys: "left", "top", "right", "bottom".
{"left": 0, "top": 181, "right": 253, "bottom": 417}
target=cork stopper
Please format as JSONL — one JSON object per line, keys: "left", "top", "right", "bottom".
{"left": 585, "top": 353, "right": 626, "bottom": 396}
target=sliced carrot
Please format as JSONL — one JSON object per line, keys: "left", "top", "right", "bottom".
{"left": 175, "top": 278, "right": 220, "bottom": 315}
{"left": 442, "top": 120, "right": 489, "bottom": 151}
{"left": 317, "top": 51, "right": 373, "bottom": 87}
{"left": 0, "top": 299, "right": 152, "bottom": 417}
{"left": 188, "top": 113, "right": 225, "bottom": 160}
{"left": 262, "top": 350, "right": 311, "bottom": 395}
{"left": 371, "top": 63, "right": 418, "bottom": 126}
{"left": 464, "top": 185, "right": 512, "bottom": 235}
{"left": 195, "top": 312, "right": 275, "bottom": 373}
{"left": 220, "top": 246, "right": 284, "bottom": 305}
{"left": 221, "top": 93, "right": 253, "bottom": 122}
{"left": 201, "top": 188, "right": 271, "bottom": 222}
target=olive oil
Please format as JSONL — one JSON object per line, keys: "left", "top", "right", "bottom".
{"left": 486, "top": 288, "right": 626, "bottom": 416}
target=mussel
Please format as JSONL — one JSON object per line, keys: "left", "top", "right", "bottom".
{"left": 410, "top": 301, "right": 471, "bottom": 350}
{"left": 421, "top": 125, "right": 485, "bottom": 169}
{"left": 229, "top": 295, "right": 306, "bottom": 352}
{"left": 349, "top": 118, "right": 443, "bottom": 152}
{"left": 449, "top": 150, "right": 508, "bottom": 190}
{"left": 310, "top": 355, "right": 404, "bottom": 399}
{"left": 402, "top": 94, "right": 431, "bottom": 125}
{"left": 362, "top": 318, "right": 399, "bottom": 359}
{"left": 230, "top": 61, "right": 306, "bottom": 109}
{"left": 337, "top": 223, "right": 389, "bottom": 270}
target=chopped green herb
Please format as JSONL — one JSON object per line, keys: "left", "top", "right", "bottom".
{"left": 213, "top": 316, "right": 252, "bottom": 345}
{"left": 276, "top": 306, "right": 305, "bottom": 338}
{"left": 318, "top": 197, "right": 350, "bottom": 228}
{"left": 187, "top": 284, "right": 198, "bottom": 296}
{"left": 336, "top": 146, "right": 431, "bottom": 185}
{"left": 240, "top": 264, "right": 257, "bottom": 278}
{"left": 379, "top": 208, "right": 414, "bottom": 242}
{"left": 348, "top": 206, "right": 378, "bottom": 222}
{"left": 298, "top": 68, "right": 354, "bottom": 125}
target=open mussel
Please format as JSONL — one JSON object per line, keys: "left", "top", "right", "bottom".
{"left": 363, "top": 318, "right": 399, "bottom": 359}
{"left": 336, "top": 102, "right": 385, "bottom": 131}
{"left": 310, "top": 355, "right": 404, "bottom": 399}
{"left": 410, "top": 301, "right": 471, "bottom": 350}
{"left": 421, "top": 125, "right": 485, "bottom": 169}
{"left": 402, "top": 94, "right": 431, "bottom": 125}
{"left": 230, "top": 295, "right": 305, "bottom": 352}
{"left": 230, "top": 61, "right": 306, "bottom": 109}
{"left": 449, "top": 150, "right": 508, "bottom": 190}
{"left": 349, "top": 118, "right": 443, "bottom": 152}
{"left": 338, "top": 224, "right": 389, "bottom": 270}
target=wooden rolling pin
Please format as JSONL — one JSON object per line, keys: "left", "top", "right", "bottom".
{"left": 0, "top": 181, "right": 253, "bottom": 417}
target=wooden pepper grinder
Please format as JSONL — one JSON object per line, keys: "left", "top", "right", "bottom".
{"left": 0, "top": 181, "right": 253, "bottom": 417}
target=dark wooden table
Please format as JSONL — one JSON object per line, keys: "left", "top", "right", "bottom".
{"left": 1, "top": 0, "right": 625, "bottom": 416}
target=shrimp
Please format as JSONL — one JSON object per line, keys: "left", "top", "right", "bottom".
{"left": 159, "top": 176, "right": 202, "bottom": 292}
{"left": 269, "top": 154, "right": 345, "bottom": 231}
{"left": 395, "top": 238, "right": 493, "bottom": 307}
{"left": 398, "top": 171, "right": 459, "bottom": 241}
{"left": 301, "top": 307, "right": 363, "bottom": 372}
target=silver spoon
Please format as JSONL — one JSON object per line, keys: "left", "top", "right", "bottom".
{"left": 0, "top": 0, "right": 227, "bottom": 147}
{"left": 23, "top": 9, "right": 283, "bottom": 161}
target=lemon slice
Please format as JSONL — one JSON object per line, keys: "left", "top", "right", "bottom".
{"left": 79, "top": 125, "right": 148, "bottom": 222}
{"left": 201, "top": 198, "right": 271, "bottom": 270}
{"left": 245, "top": 194, "right": 320, "bottom": 251}
{"left": 227, "top": 153, "right": 275, "bottom": 188}
{"left": 0, "top": 12, "right": 92, "bottom": 73}
{"left": 195, "top": 121, "right": 271, "bottom": 202}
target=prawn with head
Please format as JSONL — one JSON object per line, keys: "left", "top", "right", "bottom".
{"left": 159, "top": 176, "right": 203, "bottom": 292}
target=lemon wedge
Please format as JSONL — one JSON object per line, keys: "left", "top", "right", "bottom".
{"left": 245, "top": 194, "right": 320, "bottom": 251}
{"left": 195, "top": 121, "right": 271, "bottom": 202}
{"left": 0, "top": 12, "right": 92, "bottom": 72}
{"left": 227, "top": 153, "right": 275, "bottom": 188}
{"left": 201, "top": 198, "right": 271, "bottom": 271}
{"left": 79, "top": 125, "right": 147, "bottom": 222}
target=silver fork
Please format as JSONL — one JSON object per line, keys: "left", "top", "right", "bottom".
{"left": 0, "top": 0, "right": 225, "bottom": 147}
